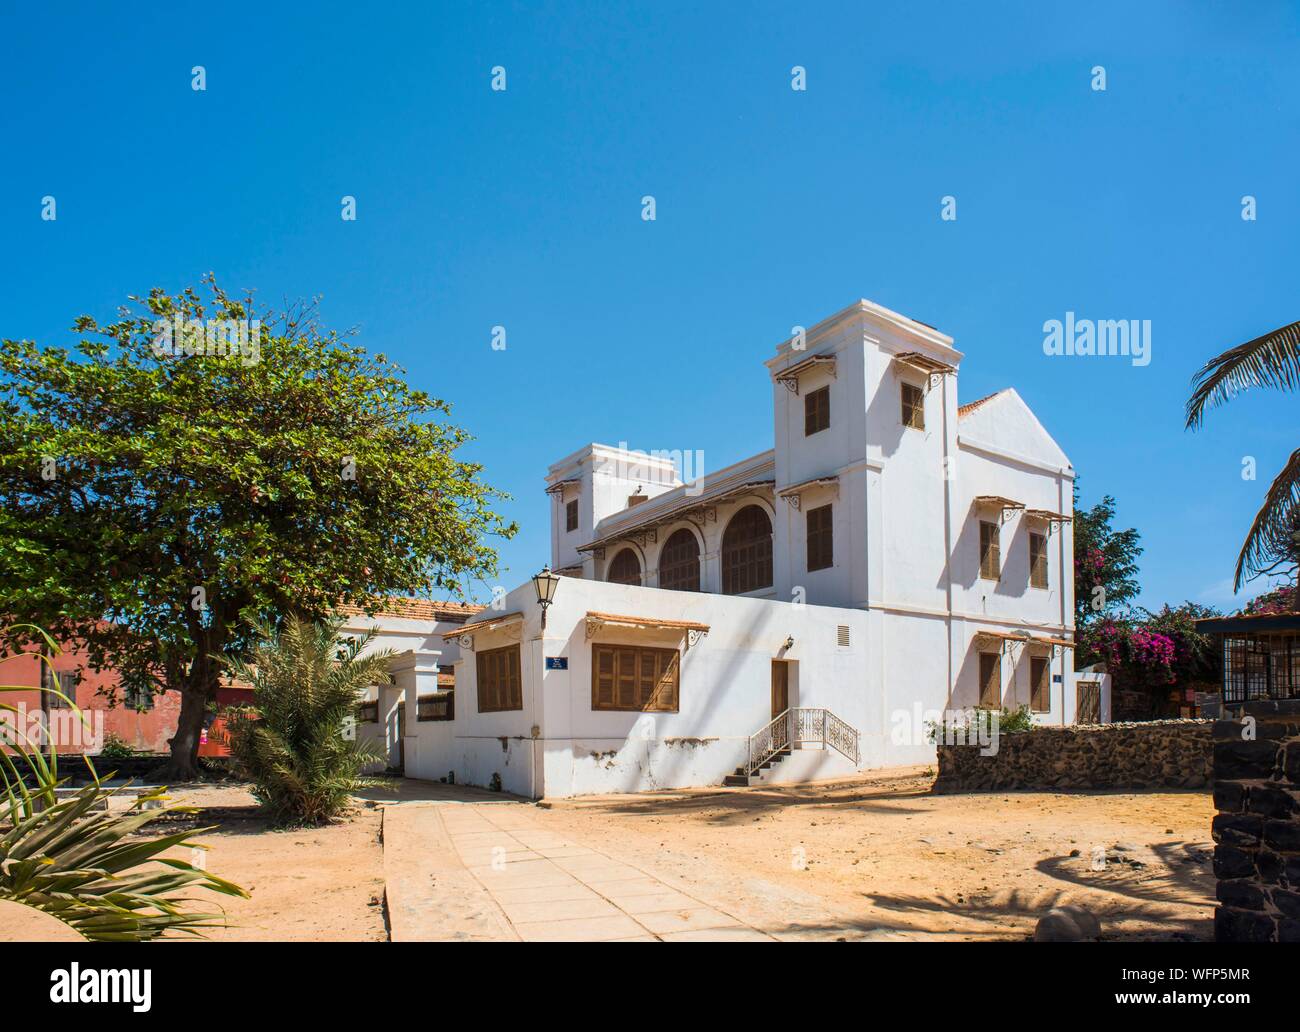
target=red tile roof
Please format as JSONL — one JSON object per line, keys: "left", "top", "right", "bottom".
{"left": 957, "top": 390, "right": 1006, "bottom": 417}
{"left": 336, "top": 597, "right": 485, "bottom": 623}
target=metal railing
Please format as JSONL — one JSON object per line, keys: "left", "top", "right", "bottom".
{"left": 743, "top": 707, "right": 860, "bottom": 777}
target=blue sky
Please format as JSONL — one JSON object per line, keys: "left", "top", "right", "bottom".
{"left": 2, "top": 1, "right": 1297, "bottom": 611}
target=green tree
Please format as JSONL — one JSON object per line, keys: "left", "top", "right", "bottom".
{"left": 1186, "top": 319, "right": 1300, "bottom": 607}
{"left": 222, "top": 615, "right": 392, "bottom": 825}
{"left": 0, "top": 279, "right": 514, "bottom": 779}
{"left": 1072, "top": 481, "right": 1143, "bottom": 631}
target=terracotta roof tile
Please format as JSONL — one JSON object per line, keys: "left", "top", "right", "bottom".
{"left": 957, "top": 390, "right": 1006, "bottom": 418}
{"left": 336, "top": 597, "right": 485, "bottom": 623}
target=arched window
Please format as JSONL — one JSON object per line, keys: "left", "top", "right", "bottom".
{"left": 657, "top": 529, "right": 701, "bottom": 592}
{"left": 607, "top": 548, "right": 641, "bottom": 586}
{"left": 722, "top": 505, "right": 773, "bottom": 594}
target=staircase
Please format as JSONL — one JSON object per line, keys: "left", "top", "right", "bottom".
{"left": 723, "top": 707, "right": 861, "bottom": 787}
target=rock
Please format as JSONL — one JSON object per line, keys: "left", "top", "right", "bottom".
{"left": 1034, "top": 904, "right": 1101, "bottom": 942}
{"left": 0, "top": 901, "right": 86, "bottom": 942}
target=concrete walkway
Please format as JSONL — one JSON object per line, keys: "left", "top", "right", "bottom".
{"left": 382, "top": 795, "right": 774, "bottom": 942}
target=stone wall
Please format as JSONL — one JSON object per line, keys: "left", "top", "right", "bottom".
{"left": 1212, "top": 699, "right": 1300, "bottom": 943}
{"left": 934, "top": 719, "right": 1212, "bottom": 792}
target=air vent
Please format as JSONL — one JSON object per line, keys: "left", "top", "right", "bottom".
{"left": 837, "top": 625, "right": 851, "bottom": 648}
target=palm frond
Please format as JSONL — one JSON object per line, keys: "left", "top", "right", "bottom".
{"left": 1234, "top": 447, "right": 1300, "bottom": 591}
{"left": 1186, "top": 319, "right": 1300, "bottom": 429}
{"left": 221, "top": 614, "right": 392, "bottom": 825}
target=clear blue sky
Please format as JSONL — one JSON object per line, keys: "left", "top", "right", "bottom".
{"left": 2, "top": 2, "right": 1297, "bottom": 611}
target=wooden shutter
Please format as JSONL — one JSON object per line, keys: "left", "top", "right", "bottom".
{"left": 807, "top": 504, "right": 833, "bottom": 572}
{"left": 477, "top": 644, "right": 521, "bottom": 712}
{"left": 721, "top": 505, "right": 773, "bottom": 594}
{"left": 979, "top": 521, "right": 1000, "bottom": 580}
{"left": 1029, "top": 532, "right": 1048, "bottom": 589}
{"left": 565, "top": 499, "right": 578, "bottom": 532}
{"left": 650, "top": 650, "right": 679, "bottom": 712}
{"left": 594, "top": 646, "right": 615, "bottom": 708}
{"left": 1030, "top": 656, "right": 1050, "bottom": 712}
{"left": 591, "top": 644, "right": 679, "bottom": 712}
{"left": 979, "top": 652, "right": 1001, "bottom": 708}
{"left": 607, "top": 548, "right": 642, "bottom": 585}
{"left": 658, "top": 529, "right": 701, "bottom": 591}
{"left": 804, "top": 386, "right": 830, "bottom": 436}
{"left": 901, "top": 383, "right": 924, "bottom": 430}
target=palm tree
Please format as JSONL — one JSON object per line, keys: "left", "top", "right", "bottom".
{"left": 221, "top": 615, "right": 392, "bottom": 825}
{"left": 1186, "top": 319, "right": 1300, "bottom": 607}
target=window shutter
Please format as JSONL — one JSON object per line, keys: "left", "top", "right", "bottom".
{"left": 477, "top": 645, "right": 521, "bottom": 712}
{"left": 979, "top": 652, "right": 1001, "bottom": 708}
{"left": 594, "top": 647, "right": 615, "bottom": 708}
{"left": 807, "top": 504, "right": 833, "bottom": 572}
{"left": 652, "top": 651, "right": 679, "bottom": 711}
{"left": 1029, "top": 532, "right": 1048, "bottom": 589}
{"left": 615, "top": 648, "right": 637, "bottom": 709}
{"left": 592, "top": 645, "right": 679, "bottom": 712}
{"left": 1031, "top": 656, "right": 1050, "bottom": 712}
{"left": 980, "top": 521, "right": 1001, "bottom": 580}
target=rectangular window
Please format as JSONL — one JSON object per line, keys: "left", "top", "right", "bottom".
{"left": 123, "top": 680, "right": 154, "bottom": 711}
{"left": 979, "top": 652, "right": 1001, "bottom": 708}
{"left": 979, "top": 520, "right": 1000, "bottom": 581}
{"left": 42, "top": 668, "right": 75, "bottom": 709}
{"left": 901, "top": 382, "right": 925, "bottom": 430}
{"left": 477, "top": 644, "right": 522, "bottom": 713}
{"left": 591, "top": 644, "right": 679, "bottom": 712}
{"left": 565, "top": 499, "right": 578, "bottom": 532}
{"left": 807, "top": 504, "right": 833, "bottom": 572}
{"left": 417, "top": 691, "right": 455, "bottom": 721}
{"left": 357, "top": 700, "right": 379, "bottom": 723}
{"left": 804, "top": 385, "right": 830, "bottom": 436}
{"left": 1029, "top": 531, "right": 1049, "bottom": 589}
{"left": 1030, "top": 656, "right": 1050, "bottom": 712}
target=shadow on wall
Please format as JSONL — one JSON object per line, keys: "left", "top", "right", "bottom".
{"left": 557, "top": 600, "right": 783, "bottom": 793}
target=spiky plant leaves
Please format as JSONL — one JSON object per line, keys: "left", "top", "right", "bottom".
{"left": 222, "top": 615, "right": 391, "bottom": 825}
{"left": 1, "top": 631, "right": 248, "bottom": 941}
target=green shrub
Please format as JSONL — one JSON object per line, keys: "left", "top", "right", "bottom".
{"left": 222, "top": 615, "right": 392, "bottom": 825}
{"left": 927, "top": 704, "right": 1035, "bottom": 742}
{"left": 99, "top": 731, "right": 136, "bottom": 759}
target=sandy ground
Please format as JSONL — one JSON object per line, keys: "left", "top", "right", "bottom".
{"left": 143, "top": 783, "right": 388, "bottom": 943}
{"left": 77, "top": 768, "right": 1214, "bottom": 942}
{"left": 531, "top": 766, "right": 1218, "bottom": 941}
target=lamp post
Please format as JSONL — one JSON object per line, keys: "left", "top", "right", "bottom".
{"left": 532, "top": 565, "right": 561, "bottom": 630}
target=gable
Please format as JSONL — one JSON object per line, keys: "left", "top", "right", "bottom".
{"left": 957, "top": 388, "right": 1072, "bottom": 471}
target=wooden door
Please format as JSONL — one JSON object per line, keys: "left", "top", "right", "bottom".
{"left": 1076, "top": 682, "right": 1101, "bottom": 725}
{"left": 771, "top": 661, "right": 789, "bottom": 719}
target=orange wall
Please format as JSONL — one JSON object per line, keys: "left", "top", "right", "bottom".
{"left": 0, "top": 642, "right": 247, "bottom": 755}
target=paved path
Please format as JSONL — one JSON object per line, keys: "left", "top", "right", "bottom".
{"left": 383, "top": 799, "right": 774, "bottom": 942}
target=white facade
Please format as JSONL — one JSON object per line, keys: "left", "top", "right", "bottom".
{"left": 361, "top": 300, "right": 1085, "bottom": 799}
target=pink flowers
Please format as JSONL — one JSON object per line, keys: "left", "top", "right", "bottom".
{"left": 1129, "top": 628, "right": 1176, "bottom": 669}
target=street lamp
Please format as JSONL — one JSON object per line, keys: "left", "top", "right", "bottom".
{"left": 532, "top": 565, "right": 561, "bottom": 629}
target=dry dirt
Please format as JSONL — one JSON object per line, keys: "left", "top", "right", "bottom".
{"left": 146, "top": 784, "right": 388, "bottom": 943}
{"left": 87, "top": 768, "right": 1215, "bottom": 942}
{"left": 531, "top": 766, "right": 1218, "bottom": 941}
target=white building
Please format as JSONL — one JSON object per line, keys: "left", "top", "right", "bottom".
{"left": 358, "top": 299, "right": 1087, "bottom": 799}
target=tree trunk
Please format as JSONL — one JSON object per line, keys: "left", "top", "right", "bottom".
{"left": 152, "top": 678, "right": 209, "bottom": 781}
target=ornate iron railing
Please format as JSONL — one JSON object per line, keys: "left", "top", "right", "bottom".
{"left": 743, "top": 707, "right": 859, "bottom": 777}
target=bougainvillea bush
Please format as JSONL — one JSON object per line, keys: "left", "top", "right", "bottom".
{"left": 1078, "top": 603, "right": 1219, "bottom": 718}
